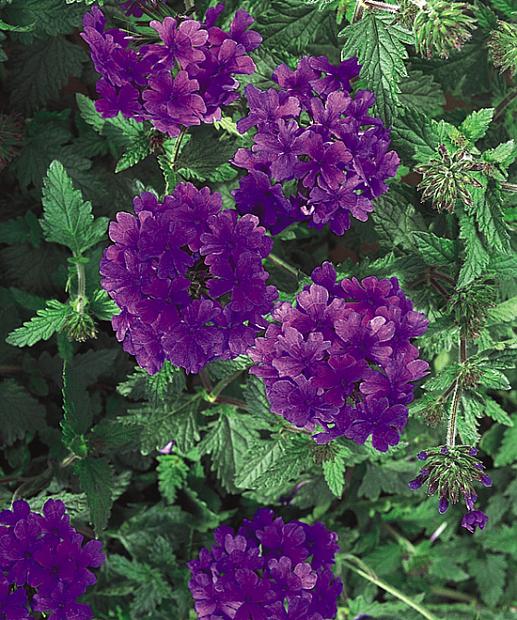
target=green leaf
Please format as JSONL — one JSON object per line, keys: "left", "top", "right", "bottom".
{"left": 494, "top": 418, "right": 517, "bottom": 466}
{"left": 488, "top": 296, "right": 517, "bottom": 324}
{"left": 341, "top": 13, "right": 413, "bottom": 123}
{"left": 471, "top": 554, "right": 507, "bottom": 607}
{"left": 41, "top": 161, "right": 107, "bottom": 255}
{"left": 75, "top": 456, "right": 114, "bottom": 532}
{"left": 483, "top": 396, "right": 513, "bottom": 426}
{"left": 373, "top": 190, "right": 427, "bottom": 252}
{"left": 90, "top": 289, "right": 120, "bottom": 321}
{"left": 156, "top": 454, "right": 189, "bottom": 503}
{"left": 460, "top": 108, "right": 494, "bottom": 142}
{"left": 176, "top": 126, "right": 238, "bottom": 181}
{"left": 413, "top": 232, "right": 456, "bottom": 266}
{"left": 474, "top": 191, "right": 511, "bottom": 254}
{"left": 2, "top": 0, "right": 84, "bottom": 36}
{"left": 10, "top": 37, "right": 86, "bottom": 113}
{"left": 0, "top": 379, "right": 45, "bottom": 446}
{"left": 457, "top": 208, "right": 490, "bottom": 288}
{"left": 322, "top": 452, "right": 345, "bottom": 498}
{"left": 200, "top": 407, "right": 263, "bottom": 493}
{"left": 358, "top": 462, "right": 414, "bottom": 500}
{"left": 6, "top": 299, "right": 71, "bottom": 347}
{"left": 392, "top": 107, "right": 439, "bottom": 164}
{"left": 399, "top": 70, "right": 445, "bottom": 117}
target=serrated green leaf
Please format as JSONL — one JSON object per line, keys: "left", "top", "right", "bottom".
{"left": 176, "top": 126, "right": 238, "bottom": 181}
{"left": 156, "top": 454, "right": 189, "bottom": 503}
{"left": 471, "top": 554, "right": 507, "bottom": 607}
{"left": 494, "top": 418, "right": 517, "bottom": 466}
{"left": 41, "top": 161, "right": 107, "bottom": 255}
{"left": 460, "top": 108, "right": 494, "bottom": 142}
{"left": 0, "top": 379, "right": 45, "bottom": 446}
{"left": 10, "top": 37, "right": 86, "bottom": 113}
{"left": 399, "top": 70, "right": 445, "bottom": 117}
{"left": 484, "top": 396, "right": 513, "bottom": 426}
{"left": 75, "top": 456, "right": 114, "bottom": 532}
{"left": 488, "top": 296, "right": 517, "bottom": 324}
{"left": 358, "top": 462, "right": 414, "bottom": 500}
{"left": 90, "top": 289, "right": 120, "bottom": 321}
{"left": 200, "top": 407, "right": 263, "bottom": 493}
{"left": 2, "top": 0, "right": 84, "bottom": 37}
{"left": 6, "top": 299, "right": 71, "bottom": 347}
{"left": 341, "top": 13, "right": 413, "bottom": 123}
{"left": 457, "top": 208, "right": 490, "bottom": 288}
{"left": 322, "top": 453, "right": 345, "bottom": 498}
{"left": 392, "top": 107, "right": 439, "bottom": 164}
{"left": 413, "top": 232, "right": 456, "bottom": 266}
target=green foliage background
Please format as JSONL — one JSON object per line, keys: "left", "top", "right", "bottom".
{"left": 0, "top": 0, "right": 515, "bottom": 618}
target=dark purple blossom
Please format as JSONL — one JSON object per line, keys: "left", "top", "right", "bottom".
{"left": 461, "top": 510, "right": 489, "bottom": 533}
{"left": 234, "top": 55, "right": 398, "bottom": 235}
{"left": 0, "top": 500, "right": 104, "bottom": 620}
{"left": 82, "top": 5, "right": 261, "bottom": 135}
{"left": 188, "top": 509, "right": 342, "bottom": 620}
{"left": 101, "top": 184, "right": 277, "bottom": 374}
{"left": 249, "top": 262, "right": 428, "bottom": 450}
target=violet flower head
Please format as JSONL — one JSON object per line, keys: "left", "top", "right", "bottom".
{"left": 234, "top": 55, "right": 399, "bottom": 235}
{"left": 249, "top": 261, "right": 428, "bottom": 450}
{"left": 0, "top": 500, "right": 104, "bottom": 620}
{"left": 188, "top": 508, "right": 342, "bottom": 619}
{"left": 408, "top": 445, "right": 493, "bottom": 534}
{"left": 81, "top": 5, "right": 261, "bottom": 134}
{"left": 100, "top": 183, "right": 277, "bottom": 374}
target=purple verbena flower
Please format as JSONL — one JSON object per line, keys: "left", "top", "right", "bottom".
{"left": 0, "top": 500, "right": 104, "bottom": 620}
{"left": 234, "top": 55, "right": 398, "bottom": 235}
{"left": 249, "top": 261, "right": 428, "bottom": 450}
{"left": 188, "top": 509, "right": 342, "bottom": 620}
{"left": 101, "top": 184, "right": 277, "bottom": 374}
{"left": 82, "top": 5, "right": 261, "bottom": 135}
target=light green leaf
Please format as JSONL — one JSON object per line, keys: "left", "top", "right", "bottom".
{"left": 41, "top": 161, "right": 108, "bottom": 255}
{"left": 460, "top": 108, "right": 494, "bottom": 142}
{"left": 341, "top": 13, "right": 413, "bottom": 123}
{"left": 413, "top": 232, "right": 456, "bottom": 266}
{"left": 156, "top": 454, "right": 189, "bottom": 503}
{"left": 322, "top": 452, "right": 345, "bottom": 498}
{"left": 75, "top": 456, "right": 114, "bottom": 532}
{"left": 6, "top": 299, "right": 71, "bottom": 347}
{"left": 471, "top": 554, "right": 507, "bottom": 607}
{"left": 494, "top": 418, "right": 517, "bottom": 466}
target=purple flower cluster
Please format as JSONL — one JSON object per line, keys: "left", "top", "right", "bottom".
{"left": 100, "top": 183, "right": 277, "bottom": 374}
{"left": 409, "top": 446, "right": 490, "bottom": 533}
{"left": 120, "top": 0, "right": 164, "bottom": 17}
{"left": 232, "top": 56, "right": 399, "bottom": 235}
{"left": 249, "top": 262, "right": 428, "bottom": 450}
{"left": 0, "top": 500, "right": 105, "bottom": 620}
{"left": 188, "top": 508, "right": 342, "bottom": 620}
{"left": 81, "top": 4, "right": 261, "bottom": 135}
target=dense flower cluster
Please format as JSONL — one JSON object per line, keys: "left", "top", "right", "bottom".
{"left": 249, "top": 262, "right": 428, "bottom": 450}
{"left": 100, "top": 183, "right": 277, "bottom": 374}
{"left": 0, "top": 499, "right": 105, "bottom": 620}
{"left": 188, "top": 508, "right": 342, "bottom": 619}
{"left": 409, "top": 446, "right": 491, "bottom": 533}
{"left": 81, "top": 3, "right": 261, "bottom": 135}
{"left": 232, "top": 56, "right": 399, "bottom": 235}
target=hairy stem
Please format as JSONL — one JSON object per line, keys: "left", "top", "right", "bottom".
{"left": 343, "top": 556, "right": 439, "bottom": 620}
{"left": 494, "top": 88, "right": 517, "bottom": 122}
{"left": 268, "top": 253, "right": 300, "bottom": 278}
{"left": 501, "top": 181, "right": 517, "bottom": 192}
{"left": 361, "top": 0, "right": 401, "bottom": 12}
{"left": 75, "top": 262, "right": 87, "bottom": 315}
{"left": 446, "top": 335, "right": 467, "bottom": 447}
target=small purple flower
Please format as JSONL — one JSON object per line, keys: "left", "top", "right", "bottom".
{"left": 148, "top": 18, "right": 208, "bottom": 69}
{"left": 143, "top": 70, "right": 206, "bottom": 135}
{"left": 188, "top": 509, "right": 342, "bottom": 620}
{"left": 480, "top": 474, "right": 493, "bottom": 487}
{"left": 417, "top": 451, "right": 428, "bottom": 461}
{"left": 461, "top": 510, "right": 488, "bottom": 534}
{"left": 438, "top": 496, "right": 449, "bottom": 514}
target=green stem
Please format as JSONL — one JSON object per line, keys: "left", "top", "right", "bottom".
{"left": 361, "top": 0, "right": 400, "bottom": 11}
{"left": 446, "top": 335, "right": 467, "bottom": 448}
{"left": 342, "top": 557, "right": 439, "bottom": 620}
{"left": 501, "top": 181, "right": 517, "bottom": 192}
{"left": 75, "top": 261, "right": 87, "bottom": 315}
{"left": 268, "top": 253, "right": 299, "bottom": 278}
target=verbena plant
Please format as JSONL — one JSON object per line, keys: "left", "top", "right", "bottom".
{"left": 0, "top": 0, "right": 515, "bottom": 619}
